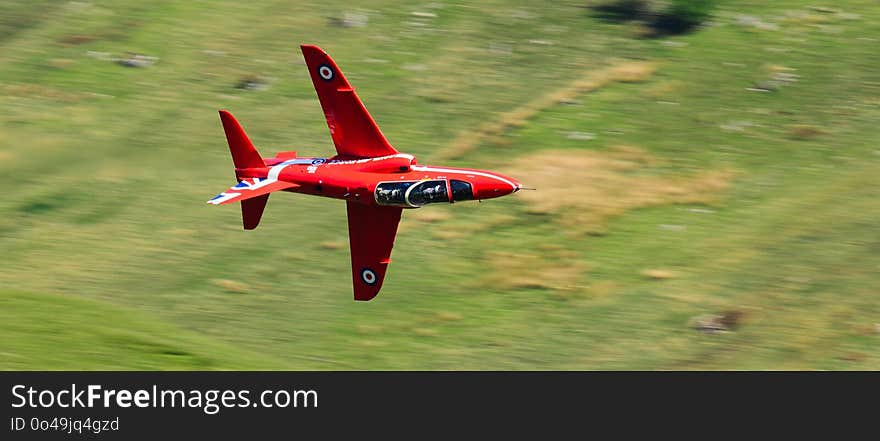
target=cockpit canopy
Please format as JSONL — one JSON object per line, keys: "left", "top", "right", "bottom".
{"left": 408, "top": 180, "right": 448, "bottom": 206}
{"left": 450, "top": 179, "right": 474, "bottom": 202}
{"left": 375, "top": 179, "right": 474, "bottom": 207}
{"left": 375, "top": 181, "right": 417, "bottom": 206}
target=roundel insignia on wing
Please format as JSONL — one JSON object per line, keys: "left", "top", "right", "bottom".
{"left": 361, "top": 268, "right": 377, "bottom": 285}
{"left": 318, "top": 64, "right": 334, "bottom": 81}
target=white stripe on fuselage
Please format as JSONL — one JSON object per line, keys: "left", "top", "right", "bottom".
{"left": 409, "top": 165, "right": 518, "bottom": 190}
{"left": 324, "top": 153, "right": 415, "bottom": 165}
{"left": 267, "top": 154, "right": 414, "bottom": 179}
{"left": 267, "top": 158, "right": 316, "bottom": 180}
{"left": 373, "top": 153, "right": 415, "bottom": 162}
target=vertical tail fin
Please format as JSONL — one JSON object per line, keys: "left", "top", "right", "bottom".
{"left": 241, "top": 194, "right": 269, "bottom": 230}
{"left": 217, "top": 110, "right": 269, "bottom": 230}
{"left": 219, "top": 110, "right": 265, "bottom": 169}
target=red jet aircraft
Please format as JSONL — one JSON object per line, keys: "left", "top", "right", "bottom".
{"left": 209, "top": 44, "right": 522, "bottom": 301}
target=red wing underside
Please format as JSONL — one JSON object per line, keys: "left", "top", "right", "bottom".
{"left": 346, "top": 201, "right": 402, "bottom": 301}
{"left": 301, "top": 44, "right": 398, "bottom": 159}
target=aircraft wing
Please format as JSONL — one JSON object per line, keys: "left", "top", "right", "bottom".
{"left": 207, "top": 178, "right": 298, "bottom": 205}
{"left": 301, "top": 44, "right": 398, "bottom": 159}
{"left": 346, "top": 201, "right": 402, "bottom": 301}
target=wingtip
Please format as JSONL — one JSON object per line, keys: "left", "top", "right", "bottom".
{"left": 299, "top": 44, "right": 324, "bottom": 54}
{"left": 354, "top": 290, "right": 380, "bottom": 301}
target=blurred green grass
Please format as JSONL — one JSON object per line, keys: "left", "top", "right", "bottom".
{"left": 0, "top": 291, "right": 283, "bottom": 369}
{"left": 1, "top": 0, "right": 878, "bottom": 369}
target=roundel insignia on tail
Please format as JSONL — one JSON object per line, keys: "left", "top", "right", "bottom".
{"left": 361, "top": 268, "right": 377, "bottom": 285}
{"left": 318, "top": 64, "right": 334, "bottom": 81}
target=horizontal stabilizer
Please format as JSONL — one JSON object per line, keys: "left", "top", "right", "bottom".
{"left": 208, "top": 178, "right": 298, "bottom": 205}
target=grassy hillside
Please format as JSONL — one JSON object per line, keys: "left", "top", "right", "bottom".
{"left": 1, "top": 0, "right": 878, "bottom": 369}
{"left": 0, "top": 291, "right": 283, "bottom": 369}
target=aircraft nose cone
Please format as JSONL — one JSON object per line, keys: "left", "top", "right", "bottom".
{"left": 473, "top": 173, "right": 520, "bottom": 200}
